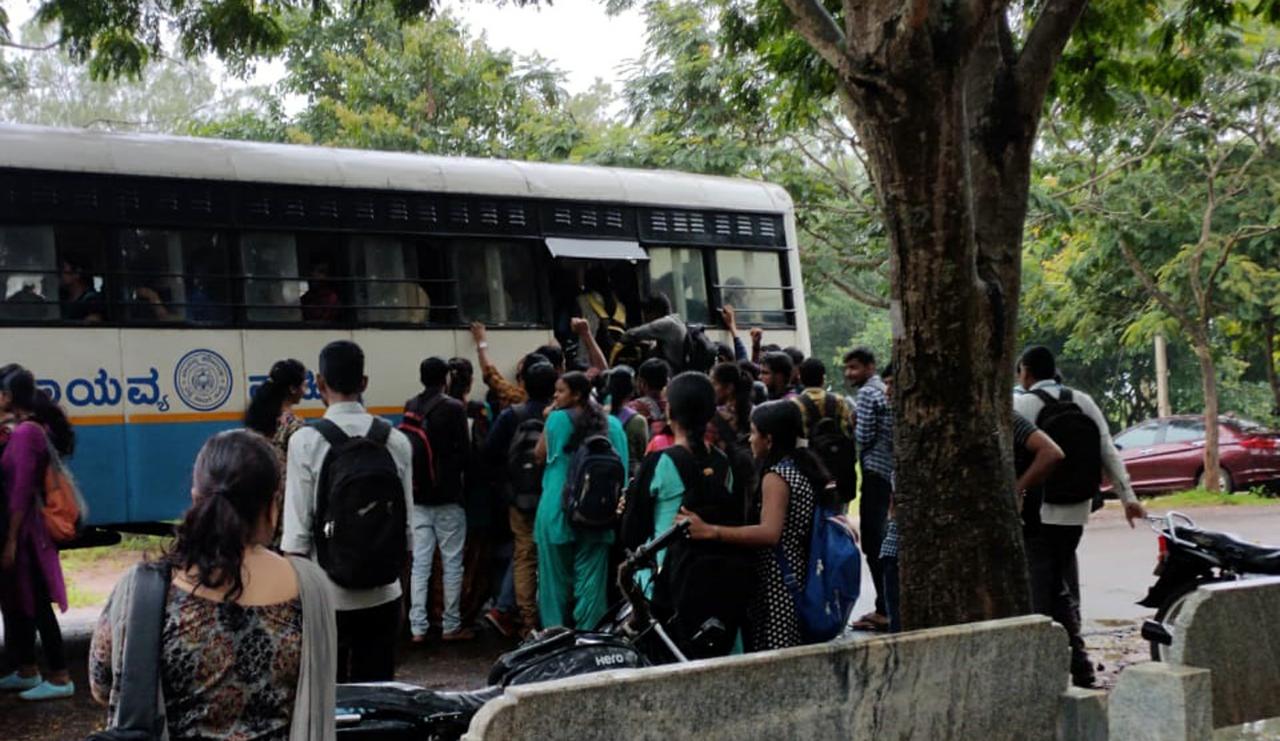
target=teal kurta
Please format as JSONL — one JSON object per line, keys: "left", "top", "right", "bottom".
{"left": 534, "top": 409, "right": 629, "bottom": 629}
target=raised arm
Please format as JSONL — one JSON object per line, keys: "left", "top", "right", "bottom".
{"left": 572, "top": 317, "right": 608, "bottom": 373}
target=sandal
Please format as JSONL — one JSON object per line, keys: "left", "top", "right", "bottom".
{"left": 850, "top": 612, "right": 890, "bottom": 632}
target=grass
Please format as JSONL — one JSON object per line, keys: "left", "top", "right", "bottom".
{"left": 1141, "top": 486, "right": 1279, "bottom": 508}
{"left": 59, "top": 534, "right": 169, "bottom": 609}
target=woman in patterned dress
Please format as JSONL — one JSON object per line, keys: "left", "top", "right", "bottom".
{"left": 243, "top": 359, "right": 307, "bottom": 547}
{"left": 679, "top": 399, "right": 829, "bottom": 652}
{"left": 90, "top": 429, "right": 336, "bottom": 740}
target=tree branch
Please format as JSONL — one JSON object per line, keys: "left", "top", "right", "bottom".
{"left": 779, "top": 0, "right": 848, "bottom": 72}
{"left": 830, "top": 274, "right": 891, "bottom": 308}
{"left": 1014, "top": 0, "right": 1090, "bottom": 115}
{"left": 1117, "top": 239, "right": 1195, "bottom": 335}
{"left": 0, "top": 39, "right": 58, "bottom": 52}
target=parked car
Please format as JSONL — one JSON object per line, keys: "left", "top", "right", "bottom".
{"left": 1109, "top": 416, "right": 1280, "bottom": 494}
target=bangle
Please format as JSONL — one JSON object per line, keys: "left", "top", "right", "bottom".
{"left": 714, "top": 525, "right": 721, "bottom": 541}
{"left": 477, "top": 341, "right": 489, "bottom": 350}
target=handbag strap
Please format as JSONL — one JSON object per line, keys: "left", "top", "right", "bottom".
{"left": 116, "top": 563, "right": 171, "bottom": 735}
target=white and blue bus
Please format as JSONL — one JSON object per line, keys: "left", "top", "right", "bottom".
{"left": 0, "top": 124, "right": 808, "bottom": 534}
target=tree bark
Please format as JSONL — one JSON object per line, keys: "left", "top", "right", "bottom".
{"left": 1192, "top": 335, "right": 1223, "bottom": 491}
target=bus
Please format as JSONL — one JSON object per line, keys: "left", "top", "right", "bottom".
{"left": 0, "top": 124, "right": 808, "bottom": 534}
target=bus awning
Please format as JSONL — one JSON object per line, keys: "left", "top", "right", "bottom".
{"left": 544, "top": 238, "right": 649, "bottom": 262}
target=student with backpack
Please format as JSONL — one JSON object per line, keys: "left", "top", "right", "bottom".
{"left": 680, "top": 400, "right": 858, "bottom": 652}
{"left": 402, "top": 357, "right": 472, "bottom": 643}
{"left": 605, "top": 366, "right": 649, "bottom": 479}
{"left": 533, "top": 371, "right": 629, "bottom": 630}
{"left": 0, "top": 365, "right": 74, "bottom": 701}
{"left": 1014, "top": 345, "right": 1146, "bottom": 688}
{"left": 283, "top": 341, "right": 414, "bottom": 682}
{"left": 483, "top": 361, "right": 558, "bottom": 638}
{"left": 793, "top": 358, "right": 858, "bottom": 503}
{"left": 708, "top": 361, "right": 757, "bottom": 503}
{"left": 624, "top": 373, "right": 754, "bottom": 658}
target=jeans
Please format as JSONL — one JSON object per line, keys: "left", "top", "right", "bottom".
{"left": 409, "top": 503, "right": 467, "bottom": 635}
{"left": 1025, "top": 523, "right": 1092, "bottom": 679}
{"left": 496, "top": 557, "right": 517, "bottom": 614}
{"left": 859, "top": 471, "right": 893, "bottom": 615}
{"left": 335, "top": 597, "right": 401, "bottom": 682}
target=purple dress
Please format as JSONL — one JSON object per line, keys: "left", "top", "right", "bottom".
{"left": 1, "top": 421, "right": 67, "bottom": 618}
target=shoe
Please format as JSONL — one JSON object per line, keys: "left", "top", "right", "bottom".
{"left": 19, "top": 680, "right": 74, "bottom": 701}
{"left": 484, "top": 608, "right": 518, "bottom": 638}
{"left": 0, "top": 672, "right": 42, "bottom": 691}
{"left": 442, "top": 627, "right": 477, "bottom": 642}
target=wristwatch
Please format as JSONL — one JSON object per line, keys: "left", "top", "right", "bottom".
{"left": 477, "top": 341, "right": 489, "bottom": 350}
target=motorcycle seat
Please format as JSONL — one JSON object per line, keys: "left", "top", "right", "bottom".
{"left": 1178, "top": 526, "right": 1280, "bottom": 575}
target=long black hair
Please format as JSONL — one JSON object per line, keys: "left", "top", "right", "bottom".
{"left": 244, "top": 359, "right": 306, "bottom": 438}
{"left": 561, "top": 371, "right": 607, "bottom": 442}
{"left": 0, "top": 364, "right": 74, "bottom": 457}
{"left": 667, "top": 372, "right": 718, "bottom": 455}
{"left": 164, "top": 429, "right": 280, "bottom": 603}
{"left": 711, "top": 361, "right": 753, "bottom": 434}
{"left": 605, "top": 365, "right": 636, "bottom": 416}
{"left": 750, "top": 400, "right": 831, "bottom": 497}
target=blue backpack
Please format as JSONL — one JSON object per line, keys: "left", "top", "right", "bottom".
{"left": 775, "top": 499, "right": 862, "bottom": 642}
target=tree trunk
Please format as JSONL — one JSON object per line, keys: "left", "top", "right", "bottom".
{"left": 1192, "top": 337, "right": 1222, "bottom": 492}
{"left": 845, "top": 42, "right": 1031, "bottom": 629}
{"left": 1264, "top": 313, "right": 1280, "bottom": 416}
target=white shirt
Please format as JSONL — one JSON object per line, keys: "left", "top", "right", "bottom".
{"left": 282, "top": 401, "right": 415, "bottom": 611}
{"left": 1014, "top": 380, "right": 1137, "bottom": 527}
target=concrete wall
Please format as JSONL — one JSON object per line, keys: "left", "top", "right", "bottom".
{"left": 1168, "top": 576, "right": 1280, "bottom": 727}
{"left": 464, "top": 615, "right": 1069, "bottom": 741}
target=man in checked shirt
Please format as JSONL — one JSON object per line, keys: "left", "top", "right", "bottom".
{"left": 844, "top": 347, "right": 894, "bottom": 632}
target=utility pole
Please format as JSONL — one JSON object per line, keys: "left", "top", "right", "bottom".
{"left": 1155, "top": 333, "right": 1172, "bottom": 417}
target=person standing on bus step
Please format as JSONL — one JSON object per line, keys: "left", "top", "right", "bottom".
{"left": 623, "top": 293, "right": 688, "bottom": 372}
{"left": 845, "top": 347, "right": 893, "bottom": 633}
{"left": 403, "top": 357, "right": 472, "bottom": 643}
{"left": 533, "top": 372, "right": 629, "bottom": 630}
{"left": 244, "top": 359, "right": 308, "bottom": 546}
{"left": 483, "top": 361, "right": 558, "bottom": 638}
{"left": 0, "top": 365, "right": 74, "bottom": 700}
{"left": 90, "top": 430, "right": 337, "bottom": 740}
{"left": 282, "top": 341, "right": 414, "bottom": 682}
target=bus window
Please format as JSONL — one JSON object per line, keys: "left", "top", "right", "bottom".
{"left": 715, "top": 250, "right": 789, "bottom": 326}
{"left": 241, "top": 232, "right": 303, "bottom": 323}
{"left": 451, "top": 240, "right": 541, "bottom": 325}
{"left": 0, "top": 226, "right": 58, "bottom": 321}
{"left": 119, "top": 229, "right": 228, "bottom": 323}
{"left": 298, "top": 234, "right": 346, "bottom": 323}
{"left": 350, "top": 235, "right": 431, "bottom": 325}
{"left": 647, "top": 246, "right": 709, "bottom": 323}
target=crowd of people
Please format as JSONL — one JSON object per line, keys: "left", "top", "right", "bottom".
{"left": 0, "top": 290, "right": 1149, "bottom": 738}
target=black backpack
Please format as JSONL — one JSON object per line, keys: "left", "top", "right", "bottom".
{"left": 620, "top": 449, "right": 668, "bottom": 552}
{"left": 561, "top": 418, "right": 626, "bottom": 531}
{"left": 710, "top": 414, "right": 758, "bottom": 517}
{"left": 797, "top": 394, "right": 858, "bottom": 503}
{"left": 506, "top": 405, "right": 546, "bottom": 514}
{"left": 397, "top": 395, "right": 444, "bottom": 506}
{"left": 681, "top": 323, "right": 718, "bottom": 374}
{"left": 312, "top": 418, "right": 408, "bottom": 589}
{"left": 651, "top": 446, "right": 753, "bottom": 658}
{"left": 1030, "top": 388, "right": 1103, "bottom": 505}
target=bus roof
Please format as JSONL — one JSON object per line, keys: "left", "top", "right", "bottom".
{"left": 0, "top": 124, "right": 793, "bottom": 214}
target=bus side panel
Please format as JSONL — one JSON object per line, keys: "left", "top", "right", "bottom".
{"left": 120, "top": 330, "right": 246, "bottom": 523}
{"left": 6, "top": 328, "right": 131, "bottom": 526}
{"left": 353, "top": 329, "right": 460, "bottom": 414}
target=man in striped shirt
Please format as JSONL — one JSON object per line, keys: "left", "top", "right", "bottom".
{"left": 846, "top": 347, "right": 894, "bottom": 631}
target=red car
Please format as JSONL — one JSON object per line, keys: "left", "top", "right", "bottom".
{"left": 1110, "top": 416, "right": 1280, "bottom": 494}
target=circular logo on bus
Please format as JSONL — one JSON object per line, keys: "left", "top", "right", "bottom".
{"left": 174, "top": 349, "right": 233, "bottom": 412}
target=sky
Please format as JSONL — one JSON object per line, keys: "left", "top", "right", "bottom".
{"left": 5, "top": 0, "right": 649, "bottom": 97}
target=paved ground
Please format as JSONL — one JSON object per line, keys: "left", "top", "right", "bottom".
{"left": 3, "top": 502, "right": 1277, "bottom": 738}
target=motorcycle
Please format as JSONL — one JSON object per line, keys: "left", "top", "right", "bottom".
{"left": 334, "top": 521, "right": 710, "bottom": 740}
{"left": 1138, "top": 511, "right": 1280, "bottom": 660}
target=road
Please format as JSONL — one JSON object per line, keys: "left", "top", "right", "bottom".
{"left": 4, "top": 502, "right": 1277, "bottom": 738}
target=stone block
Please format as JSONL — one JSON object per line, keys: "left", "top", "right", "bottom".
{"left": 1058, "top": 686, "right": 1108, "bottom": 741}
{"left": 1169, "top": 577, "right": 1280, "bottom": 727}
{"left": 464, "top": 615, "right": 1069, "bottom": 741}
{"left": 1108, "top": 663, "right": 1212, "bottom": 741}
